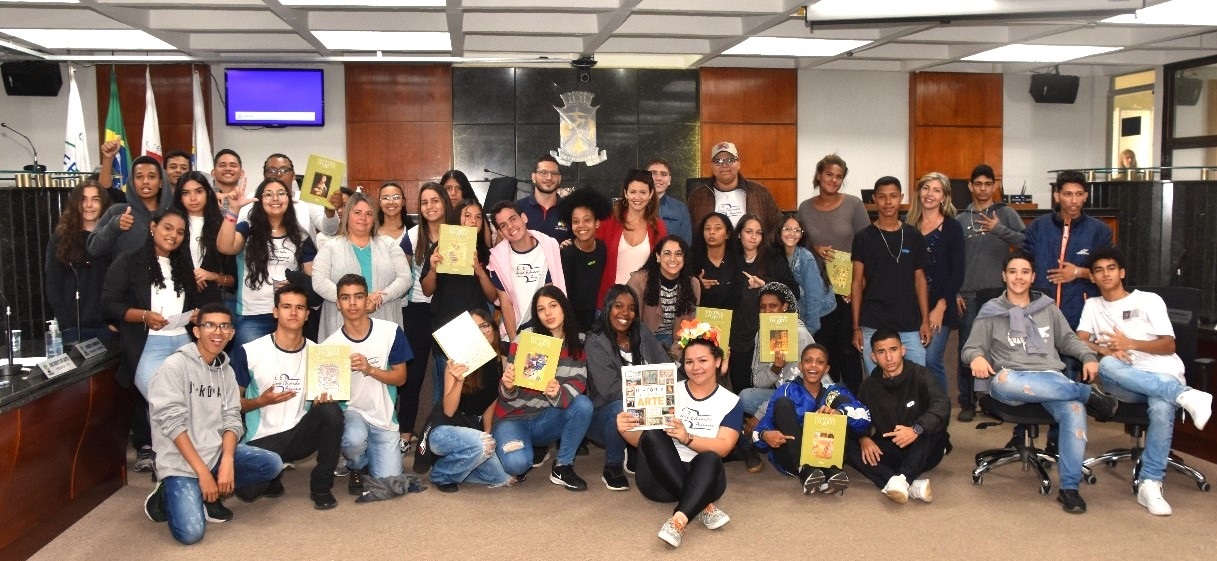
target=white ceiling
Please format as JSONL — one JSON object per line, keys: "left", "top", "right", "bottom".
{"left": 0, "top": 0, "right": 1215, "bottom": 74}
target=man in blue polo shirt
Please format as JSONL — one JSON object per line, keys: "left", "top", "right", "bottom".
{"left": 518, "top": 155, "right": 570, "bottom": 243}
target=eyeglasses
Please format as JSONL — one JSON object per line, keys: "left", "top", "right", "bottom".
{"left": 265, "top": 167, "right": 293, "bottom": 176}
{"left": 198, "top": 321, "right": 235, "bottom": 333}
{"left": 380, "top": 194, "right": 403, "bottom": 202}
{"left": 711, "top": 157, "right": 739, "bottom": 166}
{"left": 781, "top": 226, "right": 803, "bottom": 234}
{"left": 660, "top": 251, "right": 685, "bottom": 259}
{"left": 263, "top": 191, "right": 289, "bottom": 200}
{"left": 477, "top": 322, "right": 494, "bottom": 331}
{"left": 534, "top": 169, "right": 561, "bottom": 177}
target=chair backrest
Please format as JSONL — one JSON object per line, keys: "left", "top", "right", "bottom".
{"left": 1130, "top": 286, "right": 1200, "bottom": 370}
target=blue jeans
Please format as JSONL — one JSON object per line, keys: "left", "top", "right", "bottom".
{"left": 429, "top": 425, "right": 511, "bottom": 486}
{"left": 739, "top": 388, "right": 775, "bottom": 418}
{"left": 1098, "top": 356, "right": 1186, "bottom": 483}
{"left": 924, "top": 326, "right": 952, "bottom": 391}
{"left": 163, "top": 444, "right": 282, "bottom": 545}
{"left": 341, "top": 409, "right": 403, "bottom": 478}
{"left": 492, "top": 394, "right": 593, "bottom": 476}
{"left": 233, "top": 313, "right": 276, "bottom": 348}
{"left": 957, "top": 293, "right": 981, "bottom": 406}
{"left": 587, "top": 400, "right": 626, "bottom": 467}
{"left": 860, "top": 327, "right": 927, "bottom": 376}
{"left": 989, "top": 369, "right": 1091, "bottom": 489}
{"left": 134, "top": 333, "right": 193, "bottom": 397}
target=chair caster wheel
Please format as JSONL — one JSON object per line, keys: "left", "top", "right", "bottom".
{"left": 1039, "top": 483, "right": 1051, "bottom": 495}
{"left": 972, "top": 475, "right": 983, "bottom": 485}
{"left": 1084, "top": 474, "right": 1097, "bottom": 485}
{"left": 1199, "top": 482, "right": 1211, "bottom": 492}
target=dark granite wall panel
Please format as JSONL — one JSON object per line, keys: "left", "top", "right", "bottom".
{"left": 1172, "top": 182, "right": 1217, "bottom": 322}
{"left": 0, "top": 189, "right": 69, "bottom": 344}
{"left": 452, "top": 68, "right": 515, "bottom": 124}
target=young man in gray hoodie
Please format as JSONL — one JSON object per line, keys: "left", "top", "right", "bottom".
{"left": 143, "top": 303, "right": 283, "bottom": 544}
{"left": 961, "top": 250, "right": 1116, "bottom": 515}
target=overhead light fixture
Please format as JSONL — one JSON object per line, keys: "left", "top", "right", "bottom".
{"left": 0, "top": 29, "right": 176, "bottom": 50}
{"left": 724, "top": 37, "right": 871, "bottom": 57}
{"left": 964, "top": 44, "right": 1120, "bottom": 63}
{"left": 312, "top": 30, "right": 450, "bottom": 51}
{"left": 1103, "top": 0, "right": 1217, "bottom": 26}
{"left": 279, "top": 0, "right": 444, "bottom": 6}
{"left": 805, "top": 0, "right": 1135, "bottom": 25}
{"left": 0, "top": 0, "right": 80, "bottom": 3}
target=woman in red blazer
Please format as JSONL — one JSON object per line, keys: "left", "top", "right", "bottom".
{"left": 596, "top": 169, "right": 668, "bottom": 308}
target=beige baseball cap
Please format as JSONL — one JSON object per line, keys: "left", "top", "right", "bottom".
{"left": 710, "top": 141, "right": 738, "bottom": 159}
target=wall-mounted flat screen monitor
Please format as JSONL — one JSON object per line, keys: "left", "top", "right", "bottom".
{"left": 225, "top": 68, "right": 324, "bottom": 127}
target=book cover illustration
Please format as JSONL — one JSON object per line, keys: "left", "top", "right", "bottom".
{"left": 306, "top": 344, "right": 351, "bottom": 401}
{"left": 759, "top": 312, "right": 798, "bottom": 363}
{"left": 622, "top": 363, "right": 679, "bottom": 430}
{"left": 512, "top": 331, "right": 563, "bottom": 392}
{"left": 694, "top": 307, "right": 733, "bottom": 352}
{"left": 432, "top": 311, "right": 497, "bottom": 374}
{"left": 800, "top": 410, "right": 847, "bottom": 469}
{"left": 299, "top": 154, "right": 347, "bottom": 209}
{"left": 826, "top": 250, "right": 853, "bottom": 296}
{"left": 436, "top": 224, "right": 477, "bottom": 276}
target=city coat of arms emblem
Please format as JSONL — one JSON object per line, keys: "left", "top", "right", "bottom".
{"left": 550, "top": 91, "right": 608, "bottom": 166}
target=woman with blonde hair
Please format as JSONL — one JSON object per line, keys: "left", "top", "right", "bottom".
{"left": 904, "top": 172, "right": 965, "bottom": 391}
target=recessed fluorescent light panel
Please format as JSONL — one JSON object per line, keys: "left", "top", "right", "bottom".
{"left": 313, "top": 31, "right": 451, "bottom": 51}
{"left": 1104, "top": 0, "right": 1217, "bottom": 26}
{"left": 724, "top": 37, "right": 871, "bottom": 57}
{"left": 279, "top": 0, "right": 444, "bottom": 6}
{"left": 964, "top": 44, "right": 1120, "bottom": 63}
{"left": 0, "top": 29, "right": 176, "bottom": 50}
{"left": 1, "top": 0, "right": 80, "bottom": 3}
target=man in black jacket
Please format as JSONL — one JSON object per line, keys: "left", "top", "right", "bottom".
{"left": 845, "top": 329, "right": 951, "bottom": 504}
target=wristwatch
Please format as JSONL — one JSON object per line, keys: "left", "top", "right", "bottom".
{"left": 912, "top": 423, "right": 925, "bottom": 435}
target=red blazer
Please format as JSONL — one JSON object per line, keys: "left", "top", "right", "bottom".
{"left": 595, "top": 215, "right": 667, "bottom": 309}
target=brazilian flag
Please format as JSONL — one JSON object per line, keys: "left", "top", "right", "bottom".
{"left": 103, "top": 68, "right": 131, "bottom": 193}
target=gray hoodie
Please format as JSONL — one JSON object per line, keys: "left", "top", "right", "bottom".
{"left": 87, "top": 181, "right": 175, "bottom": 260}
{"left": 960, "top": 291, "right": 1097, "bottom": 373}
{"left": 148, "top": 342, "right": 245, "bottom": 480}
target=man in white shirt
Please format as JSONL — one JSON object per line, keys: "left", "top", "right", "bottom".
{"left": 487, "top": 201, "right": 567, "bottom": 340}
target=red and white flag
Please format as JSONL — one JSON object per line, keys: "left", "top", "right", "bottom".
{"left": 192, "top": 68, "right": 213, "bottom": 175}
{"left": 141, "top": 66, "right": 162, "bottom": 163}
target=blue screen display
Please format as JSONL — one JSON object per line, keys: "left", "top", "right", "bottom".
{"left": 225, "top": 68, "right": 325, "bottom": 127}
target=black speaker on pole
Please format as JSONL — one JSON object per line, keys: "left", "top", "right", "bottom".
{"left": 1, "top": 62, "right": 63, "bottom": 97}
{"left": 1029, "top": 73, "right": 1079, "bottom": 104}
{"left": 1175, "top": 77, "right": 1203, "bottom": 107}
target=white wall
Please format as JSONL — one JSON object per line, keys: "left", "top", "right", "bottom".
{"left": 0, "top": 65, "right": 99, "bottom": 172}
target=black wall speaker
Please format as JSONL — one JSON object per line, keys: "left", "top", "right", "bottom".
{"left": 1, "top": 62, "right": 63, "bottom": 97}
{"left": 1029, "top": 73, "right": 1079, "bottom": 104}
{"left": 1175, "top": 77, "right": 1203, "bottom": 107}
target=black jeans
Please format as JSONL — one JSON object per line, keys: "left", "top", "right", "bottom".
{"left": 635, "top": 430, "right": 726, "bottom": 520}
{"left": 242, "top": 402, "right": 344, "bottom": 494}
{"left": 765, "top": 397, "right": 808, "bottom": 476}
{"left": 131, "top": 389, "right": 152, "bottom": 450}
{"left": 399, "top": 301, "right": 433, "bottom": 435}
{"left": 815, "top": 295, "right": 863, "bottom": 395}
{"left": 844, "top": 430, "right": 949, "bottom": 488}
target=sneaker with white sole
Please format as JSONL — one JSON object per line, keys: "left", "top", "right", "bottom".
{"left": 133, "top": 446, "right": 155, "bottom": 473}
{"left": 696, "top": 503, "right": 730, "bottom": 530}
{"left": 657, "top": 516, "right": 686, "bottom": 548}
{"left": 1176, "top": 389, "right": 1212, "bottom": 431}
{"left": 822, "top": 468, "right": 850, "bottom": 495}
{"left": 203, "top": 499, "right": 233, "bottom": 523}
{"left": 882, "top": 474, "right": 910, "bottom": 504}
{"left": 801, "top": 467, "right": 825, "bottom": 495}
{"left": 144, "top": 481, "right": 167, "bottom": 523}
{"left": 549, "top": 462, "right": 587, "bottom": 491}
{"left": 909, "top": 478, "right": 932, "bottom": 503}
{"left": 601, "top": 466, "right": 629, "bottom": 491}
{"left": 1137, "top": 480, "right": 1172, "bottom": 516}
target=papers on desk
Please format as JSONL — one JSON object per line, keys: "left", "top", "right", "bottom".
{"left": 1, "top": 357, "right": 46, "bottom": 368}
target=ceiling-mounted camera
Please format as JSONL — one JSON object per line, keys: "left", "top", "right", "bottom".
{"left": 572, "top": 55, "right": 597, "bottom": 83}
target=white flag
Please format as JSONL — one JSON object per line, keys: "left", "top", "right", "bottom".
{"left": 63, "top": 65, "right": 91, "bottom": 173}
{"left": 192, "top": 69, "right": 213, "bottom": 175}
{"left": 141, "top": 66, "right": 163, "bottom": 163}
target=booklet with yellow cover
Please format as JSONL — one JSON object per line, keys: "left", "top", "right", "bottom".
{"left": 695, "top": 307, "right": 733, "bottom": 351}
{"left": 436, "top": 224, "right": 477, "bottom": 276}
{"left": 432, "top": 311, "right": 497, "bottom": 373}
{"left": 306, "top": 344, "right": 351, "bottom": 401}
{"left": 622, "top": 363, "right": 679, "bottom": 430}
{"left": 759, "top": 312, "right": 797, "bottom": 363}
{"left": 299, "top": 154, "right": 346, "bottom": 209}
{"left": 800, "top": 411, "right": 847, "bottom": 469}
{"left": 512, "top": 331, "right": 563, "bottom": 392}
{"left": 826, "top": 250, "right": 853, "bottom": 296}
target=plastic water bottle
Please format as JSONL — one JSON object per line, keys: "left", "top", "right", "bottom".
{"left": 45, "top": 319, "right": 63, "bottom": 358}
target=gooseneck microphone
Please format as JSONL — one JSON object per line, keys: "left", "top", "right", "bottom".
{"left": 1, "top": 122, "right": 44, "bottom": 172}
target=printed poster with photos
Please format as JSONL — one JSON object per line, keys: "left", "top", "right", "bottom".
{"left": 800, "top": 410, "right": 847, "bottom": 469}
{"left": 695, "top": 307, "right": 733, "bottom": 351}
{"left": 759, "top": 312, "right": 798, "bottom": 363}
{"left": 436, "top": 224, "right": 477, "bottom": 276}
{"left": 622, "top": 363, "right": 679, "bottom": 431}
{"left": 306, "top": 344, "right": 351, "bottom": 401}
{"left": 826, "top": 250, "right": 853, "bottom": 296}
{"left": 299, "top": 154, "right": 346, "bottom": 210}
{"left": 512, "top": 331, "right": 563, "bottom": 392}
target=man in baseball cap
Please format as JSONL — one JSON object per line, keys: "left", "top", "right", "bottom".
{"left": 687, "top": 141, "right": 780, "bottom": 232}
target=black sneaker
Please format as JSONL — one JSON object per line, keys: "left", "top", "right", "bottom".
{"left": 265, "top": 475, "right": 285, "bottom": 498}
{"left": 957, "top": 408, "right": 975, "bottom": 422}
{"left": 204, "top": 499, "right": 233, "bottom": 523}
{"left": 1086, "top": 385, "right": 1119, "bottom": 420}
{"left": 602, "top": 465, "right": 630, "bottom": 491}
{"left": 1058, "top": 489, "right": 1087, "bottom": 514}
{"left": 310, "top": 491, "right": 338, "bottom": 510}
{"left": 133, "top": 446, "right": 155, "bottom": 473}
{"left": 823, "top": 467, "right": 850, "bottom": 495}
{"left": 435, "top": 482, "right": 460, "bottom": 493}
{"left": 744, "top": 443, "right": 764, "bottom": 473}
{"left": 801, "top": 466, "right": 826, "bottom": 495}
{"left": 144, "top": 481, "right": 167, "bottom": 523}
{"left": 348, "top": 468, "right": 366, "bottom": 496}
{"left": 532, "top": 446, "right": 551, "bottom": 468}
{"left": 549, "top": 462, "right": 587, "bottom": 491}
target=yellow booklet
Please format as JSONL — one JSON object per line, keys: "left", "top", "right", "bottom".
{"left": 436, "top": 224, "right": 477, "bottom": 276}
{"left": 299, "top": 154, "right": 347, "bottom": 209}
{"left": 800, "top": 411, "right": 847, "bottom": 469}
{"left": 306, "top": 344, "right": 351, "bottom": 401}
{"left": 826, "top": 250, "right": 853, "bottom": 296}
{"left": 759, "top": 312, "right": 798, "bottom": 363}
{"left": 512, "top": 331, "right": 563, "bottom": 392}
{"left": 695, "top": 307, "right": 733, "bottom": 352}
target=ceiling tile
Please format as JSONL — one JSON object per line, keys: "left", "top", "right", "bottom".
{"left": 308, "top": 10, "right": 447, "bottom": 31}
{"left": 462, "top": 33, "right": 584, "bottom": 53}
{"left": 150, "top": 9, "right": 289, "bottom": 31}
{"left": 599, "top": 36, "right": 709, "bottom": 54}
{"left": 190, "top": 31, "right": 314, "bottom": 50}
{"left": 0, "top": 7, "right": 126, "bottom": 28}
{"left": 463, "top": 11, "right": 600, "bottom": 34}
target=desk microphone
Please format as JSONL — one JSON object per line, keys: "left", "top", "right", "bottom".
{"left": 483, "top": 168, "right": 523, "bottom": 182}
{"left": 1, "top": 122, "right": 45, "bottom": 172}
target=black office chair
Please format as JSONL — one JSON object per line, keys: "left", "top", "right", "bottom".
{"left": 1082, "top": 286, "right": 1212, "bottom": 493}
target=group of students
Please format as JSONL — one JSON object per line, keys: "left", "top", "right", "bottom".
{"left": 41, "top": 140, "right": 1213, "bottom": 547}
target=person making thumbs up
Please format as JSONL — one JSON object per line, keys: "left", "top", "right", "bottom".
{"left": 88, "top": 154, "right": 175, "bottom": 259}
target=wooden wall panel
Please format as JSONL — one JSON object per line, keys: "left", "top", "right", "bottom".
{"left": 911, "top": 126, "right": 1003, "bottom": 182}
{"left": 95, "top": 64, "right": 212, "bottom": 160}
{"left": 909, "top": 72, "right": 1003, "bottom": 191}
{"left": 700, "top": 123, "right": 796, "bottom": 178}
{"left": 700, "top": 68, "right": 797, "bottom": 124}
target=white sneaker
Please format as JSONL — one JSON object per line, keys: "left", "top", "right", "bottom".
{"left": 1137, "top": 480, "right": 1172, "bottom": 516}
{"left": 909, "top": 478, "right": 933, "bottom": 503}
{"left": 881, "top": 474, "right": 909, "bottom": 504}
{"left": 1176, "top": 389, "right": 1212, "bottom": 431}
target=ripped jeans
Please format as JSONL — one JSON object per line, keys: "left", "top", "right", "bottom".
{"left": 428, "top": 425, "right": 511, "bottom": 487}
{"left": 989, "top": 369, "right": 1093, "bottom": 490}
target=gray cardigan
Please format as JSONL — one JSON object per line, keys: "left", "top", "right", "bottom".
{"left": 312, "top": 234, "right": 412, "bottom": 341}
{"left": 584, "top": 328, "right": 670, "bottom": 408}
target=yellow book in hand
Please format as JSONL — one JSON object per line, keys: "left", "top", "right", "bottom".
{"left": 436, "top": 224, "right": 477, "bottom": 276}
{"left": 800, "top": 411, "right": 847, "bottom": 469}
{"left": 759, "top": 312, "right": 797, "bottom": 363}
{"left": 826, "top": 250, "right": 853, "bottom": 296}
{"left": 695, "top": 307, "right": 733, "bottom": 352}
{"left": 299, "top": 154, "right": 347, "bottom": 209}
{"left": 306, "top": 344, "right": 351, "bottom": 401}
{"left": 512, "top": 331, "right": 563, "bottom": 392}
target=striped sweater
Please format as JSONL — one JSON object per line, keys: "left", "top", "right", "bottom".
{"left": 494, "top": 329, "right": 587, "bottom": 421}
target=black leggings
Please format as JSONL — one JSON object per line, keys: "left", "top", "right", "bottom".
{"left": 635, "top": 430, "right": 726, "bottom": 520}
{"left": 815, "top": 295, "right": 863, "bottom": 394}
{"left": 398, "top": 301, "right": 433, "bottom": 435}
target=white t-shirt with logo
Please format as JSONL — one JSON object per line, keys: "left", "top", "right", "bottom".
{"left": 1078, "top": 290, "right": 1186, "bottom": 381}
{"left": 188, "top": 215, "right": 205, "bottom": 268}
{"left": 506, "top": 241, "right": 549, "bottom": 328}
{"left": 234, "top": 221, "right": 316, "bottom": 316}
{"left": 674, "top": 380, "right": 743, "bottom": 462}
{"left": 324, "top": 318, "right": 412, "bottom": 432}
{"left": 232, "top": 334, "right": 310, "bottom": 441}
{"left": 713, "top": 188, "right": 747, "bottom": 227}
